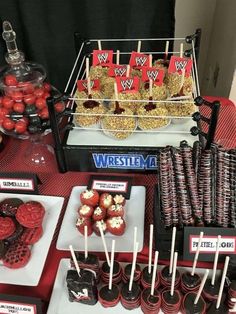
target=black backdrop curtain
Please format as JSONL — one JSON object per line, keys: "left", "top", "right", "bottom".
{"left": 0, "top": 0, "right": 175, "bottom": 92}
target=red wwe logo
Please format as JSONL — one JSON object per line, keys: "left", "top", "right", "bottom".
{"left": 114, "top": 67, "right": 127, "bottom": 76}
{"left": 97, "top": 52, "right": 109, "bottom": 64}
{"left": 82, "top": 80, "right": 94, "bottom": 89}
{"left": 120, "top": 79, "right": 134, "bottom": 90}
{"left": 146, "top": 70, "right": 158, "bottom": 81}
{"left": 135, "top": 56, "right": 147, "bottom": 66}
{"left": 175, "top": 60, "right": 188, "bottom": 71}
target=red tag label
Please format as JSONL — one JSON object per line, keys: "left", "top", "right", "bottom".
{"left": 108, "top": 65, "right": 127, "bottom": 77}
{"left": 129, "top": 52, "right": 150, "bottom": 69}
{"left": 116, "top": 76, "right": 139, "bottom": 93}
{"left": 142, "top": 67, "right": 165, "bottom": 86}
{"left": 77, "top": 79, "right": 100, "bottom": 92}
{"left": 92, "top": 50, "right": 113, "bottom": 67}
{"left": 168, "top": 56, "right": 193, "bottom": 75}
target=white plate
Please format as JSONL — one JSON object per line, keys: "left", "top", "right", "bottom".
{"left": 56, "top": 186, "right": 145, "bottom": 252}
{"left": 0, "top": 193, "right": 64, "bottom": 286}
{"left": 47, "top": 259, "right": 220, "bottom": 314}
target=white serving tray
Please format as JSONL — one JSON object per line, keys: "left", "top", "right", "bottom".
{"left": 0, "top": 193, "right": 64, "bottom": 286}
{"left": 56, "top": 186, "right": 146, "bottom": 252}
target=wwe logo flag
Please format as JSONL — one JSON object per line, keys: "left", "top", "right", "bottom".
{"left": 108, "top": 65, "right": 127, "bottom": 77}
{"left": 168, "top": 56, "right": 193, "bottom": 75}
{"left": 92, "top": 49, "right": 113, "bottom": 66}
{"left": 142, "top": 67, "right": 164, "bottom": 86}
{"left": 129, "top": 52, "right": 150, "bottom": 69}
{"left": 116, "top": 76, "right": 139, "bottom": 93}
{"left": 77, "top": 79, "right": 100, "bottom": 92}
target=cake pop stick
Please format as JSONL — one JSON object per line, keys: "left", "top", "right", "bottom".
{"left": 137, "top": 40, "right": 142, "bottom": 53}
{"left": 180, "top": 43, "right": 183, "bottom": 58}
{"left": 179, "top": 68, "right": 186, "bottom": 92}
{"left": 87, "top": 76, "right": 91, "bottom": 96}
{"left": 148, "top": 224, "right": 153, "bottom": 274}
{"left": 86, "top": 57, "right": 89, "bottom": 79}
{"left": 191, "top": 231, "right": 204, "bottom": 276}
{"left": 149, "top": 79, "right": 153, "bottom": 98}
{"left": 108, "top": 240, "right": 115, "bottom": 290}
{"left": 126, "top": 64, "right": 130, "bottom": 77}
{"left": 149, "top": 54, "right": 152, "bottom": 67}
{"left": 69, "top": 244, "right": 81, "bottom": 277}
{"left": 211, "top": 235, "right": 221, "bottom": 286}
{"left": 216, "top": 256, "right": 230, "bottom": 309}
{"left": 133, "top": 226, "right": 137, "bottom": 256}
{"left": 170, "top": 252, "right": 178, "bottom": 296}
{"left": 164, "top": 41, "right": 169, "bottom": 61}
{"left": 98, "top": 221, "right": 110, "bottom": 267}
{"left": 129, "top": 242, "right": 139, "bottom": 291}
{"left": 229, "top": 298, "right": 236, "bottom": 312}
{"left": 194, "top": 269, "right": 209, "bottom": 304}
{"left": 150, "top": 251, "right": 159, "bottom": 296}
{"left": 169, "top": 226, "right": 176, "bottom": 274}
{"left": 98, "top": 40, "right": 102, "bottom": 50}
{"left": 84, "top": 225, "right": 88, "bottom": 259}
{"left": 116, "top": 50, "right": 120, "bottom": 65}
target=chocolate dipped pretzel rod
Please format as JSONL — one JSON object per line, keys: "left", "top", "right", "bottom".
{"left": 172, "top": 148, "right": 193, "bottom": 225}
{"left": 180, "top": 141, "right": 202, "bottom": 225}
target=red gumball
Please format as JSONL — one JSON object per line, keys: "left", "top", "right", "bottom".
{"left": 18, "top": 82, "right": 35, "bottom": 95}
{"left": 0, "top": 107, "right": 9, "bottom": 119}
{"left": 13, "top": 102, "right": 25, "bottom": 114}
{"left": 2, "top": 118, "right": 15, "bottom": 131}
{"left": 24, "top": 94, "right": 36, "bottom": 105}
{"left": 0, "top": 96, "right": 3, "bottom": 106}
{"left": 2, "top": 96, "right": 14, "bottom": 109}
{"left": 43, "top": 82, "right": 51, "bottom": 92}
{"left": 19, "top": 116, "right": 29, "bottom": 126}
{"left": 15, "top": 120, "right": 27, "bottom": 134}
{"left": 39, "top": 107, "right": 49, "bottom": 119}
{"left": 4, "top": 74, "right": 18, "bottom": 86}
{"left": 35, "top": 97, "right": 46, "bottom": 110}
{"left": 80, "top": 190, "right": 99, "bottom": 207}
{"left": 54, "top": 102, "right": 65, "bottom": 113}
{"left": 43, "top": 92, "right": 51, "bottom": 100}
{"left": 34, "top": 87, "right": 45, "bottom": 98}
{"left": 11, "top": 91, "right": 23, "bottom": 102}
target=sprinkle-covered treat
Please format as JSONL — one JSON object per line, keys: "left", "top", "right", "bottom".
{"left": 99, "top": 193, "right": 114, "bottom": 209}
{"left": 78, "top": 205, "right": 94, "bottom": 218}
{"left": 2, "top": 241, "right": 31, "bottom": 269}
{"left": 93, "top": 220, "right": 107, "bottom": 236}
{"left": 20, "top": 225, "right": 43, "bottom": 245}
{"left": 107, "top": 204, "right": 124, "bottom": 218}
{"left": 16, "top": 201, "right": 45, "bottom": 228}
{"left": 76, "top": 217, "right": 93, "bottom": 236}
{"left": 106, "top": 216, "right": 126, "bottom": 236}
{"left": 66, "top": 269, "right": 98, "bottom": 305}
{"left": 0, "top": 217, "right": 16, "bottom": 240}
{"left": 5, "top": 221, "right": 24, "bottom": 244}
{"left": 80, "top": 190, "right": 99, "bottom": 207}
{"left": 0, "top": 198, "right": 24, "bottom": 217}
{"left": 92, "top": 206, "right": 106, "bottom": 221}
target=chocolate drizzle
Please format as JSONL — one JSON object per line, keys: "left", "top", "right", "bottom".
{"left": 114, "top": 101, "right": 125, "bottom": 114}
{"left": 182, "top": 292, "right": 206, "bottom": 314}
{"left": 144, "top": 97, "right": 156, "bottom": 111}
{"left": 182, "top": 272, "right": 201, "bottom": 288}
{"left": 83, "top": 99, "right": 99, "bottom": 109}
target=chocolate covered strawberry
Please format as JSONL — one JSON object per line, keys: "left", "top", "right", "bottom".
{"left": 76, "top": 217, "right": 93, "bottom": 236}
{"left": 92, "top": 206, "right": 106, "bottom": 221}
{"left": 93, "top": 220, "right": 107, "bottom": 236}
{"left": 113, "top": 194, "right": 126, "bottom": 206}
{"left": 99, "top": 193, "right": 114, "bottom": 209}
{"left": 80, "top": 189, "right": 99, "bottom": 206}
{"left": 107, "top": 216, "right": 126, "bottom": 236}
{"left": 107, "top": 204, "right": 124, "bottom": 218}
{"left": 78, "top": 204, "right": 94, "bottom": 218}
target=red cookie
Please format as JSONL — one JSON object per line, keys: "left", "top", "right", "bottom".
{"left": 78, "top": 204, "right": 94, "bottom": 218}
{"left": 76, "top": 217, "right": 93, "bottom": 236}
{"left": 113, "top": 194, "right": 126, "bottom": 206}
{"left": 20, "top": 226, "right": 43, "bottom": 245}
{"left": 3, "top": 242, "right": 31, "bottom": 269}
{"left": 99, "top": 193, "right": 114, "bottom": 209}
{"left": 107, "top": 204, "right": 125, "bottom": 218}
{"left": 93, "top": 220, "right": 107, "bottom": 236}
{"left": 92, "top": 206, "right": 106, "bottom": 221}
{"left": 80, "top": 190, "right": 99, "bottom": 207}
{"left": 16, "top": 201, "right": 45, "bottom": 228}
{"left": 0, "top": 217, "right": 16, "bottom": 240}
{"left": 107, "top": 216, "right": 126, "bottom": 236}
